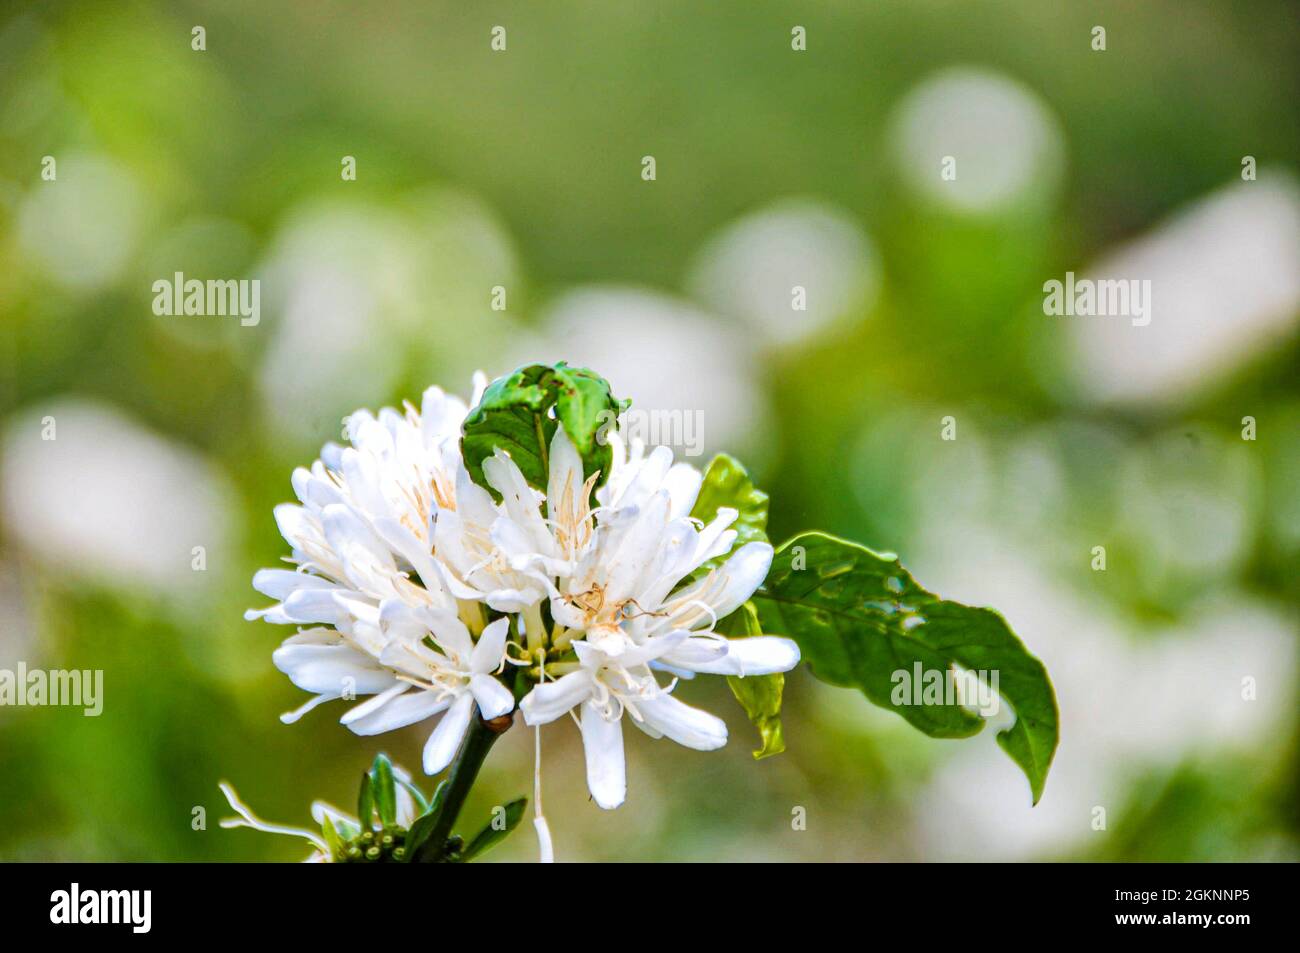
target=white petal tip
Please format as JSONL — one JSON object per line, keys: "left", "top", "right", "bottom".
{"left": 423, "top": 752, "right": 453, "bottom": 776}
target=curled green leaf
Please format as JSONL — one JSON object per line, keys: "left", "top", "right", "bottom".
{"left": 719, "top": 602, "right": 787, "bottom": 759}
{"left": 461, "top": 363, "right": 627, "bottom": 495}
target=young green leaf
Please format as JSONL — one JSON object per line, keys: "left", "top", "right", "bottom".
{"left": 718, "top": 602, "right": 786, "bottom": 759}
{"left": 688, "top": 454, "right": 770, "bottom": 574}
{"left": 752, "top": 532, "right": 1059, "bottom": 803}
{"left": 402, "top": 779, "right": 450, "bottom": 863}
{"left": 459, "top": 797, "right": 528, "bottom": 863}
{"left": 460, "top": 363, "right": 627, "bottom": 494}
{"left": 369, "top": 753, "right": 397, "bottom": 827}
{"left": 356, "top": 771, "right": 375, "bottom": 829}
{"left": 396, "top": 776, "right": 430, "bottom": 816}
{"left": 729, "top": 673, "right": 785, "bottom": 759}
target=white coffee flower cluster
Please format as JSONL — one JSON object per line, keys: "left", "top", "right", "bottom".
{"left": 246, "top": 375, "right": 799, "bottom": 809}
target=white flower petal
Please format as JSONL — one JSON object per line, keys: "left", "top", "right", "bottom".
{"left": 676, "top": 635, "right": 801, "bottom": 676}
{"left": 658, "top": 634, "right": 730, "bottom": 666}
{"left": 602, "top": 489, "right": 672, "bottom": 602}
{"left": 469, "top": 672, "right": 515, "bottom": 719}
{"left": 581, "top": 700, "right": 627, "bottom": 810}
{"left": 425, "top": 608, "right": 475, "bottom": 660}
{"left": 662, "top": 463, "right": 704, "bottom": 519}
{"left": 420, "top": 385, "right": 470, "bottom": 443}
{"left": 547, "top": 422, "right": 585, "bottom": 493}
{"left": 346, "top": 689, "right": 451, "bottom": 736}
{"left": 243, "top": 604, "right": 294, "bottom": 624}
{"left": 321, "top": 503, "right": 399, "bottom": 593}
{"left": 707, "top": 541, "right": 773, "bottom": 620}
{"left": 423, "top": 692, "right": 476, "bottom": 774}
{"left": 452, "top": 462, "right": 501, "bottom": 528}
{"left": 634, "top": 694, "right": 728, "bottom": 751}
{"left": 273, "top": 503, "right": 316, "bottom": 552}
{"left": 279, "top": 587, "right": 349, "bottom": 625}
{"left": 278, "top": 626, "right": 340, "bottom": 646}
{"left": 470, "top": 617, "right": 510, "bottom": 673}
{"left": 647, "top": 661, "right": 697, "bottom": 680}
{"left": 292, "top": 464, "right": 344, "bottom": 509}
{"left": 483, "top": 450, "right": 548, "bottom": 549}
{"left": 484, "top": 586, "right": 547, "bottom": 613}
{"left": 252, "top": 569, "right": 335, "bottom": 601}
{"left": 579, "top": 630, "right": 688, "bottom": 668}
{"left": 694, "top": 508, "right": 739, "bottom": 564}
{"left": 519, "top": 670, "right": 594, "bottom": 725}
{"left": 339, "top": 682, "right": 410, "bottom": 725}
{"left": 279, "top": 693, "right": 334, "bottom": 725}
{"left": 272, "top": 642, "right": 397, "bottom": 696}
{"left": 661, "top": 540, "right": 773, "bottom": 630}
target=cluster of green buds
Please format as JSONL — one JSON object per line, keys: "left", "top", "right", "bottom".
{"left": 335, "top": 753, "right": 526, "bottom": 864}
{"left": 337, "top": 825, "right": 409, "bottom": 863}
{"left": 220, "top": 750, "right": 526, "bottom": 863}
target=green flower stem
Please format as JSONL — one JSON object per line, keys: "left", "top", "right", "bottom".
{"left": 417, "top": 708, "right": 511, "bottom": 862}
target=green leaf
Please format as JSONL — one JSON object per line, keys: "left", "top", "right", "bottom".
{"left": 752, "top": 532, "right": 1059, "bottom": 803}
{"left": 402, "top": 779, "right": 450, "bottom": 863}
{"left": 689, "top": 454, "right": 770, "bottom": 573}
{"left": 356, "top": 771, "right": 375, "bottom": 829}
{"left": 719, "top": 602, "right": 786, "bottom": 759}
{"left": 396, "top": 777, "right": 430, "bottom": 817}
{"left": 459, "top": 797, "right": 528, "bottom": 863}
{"left": 460, "top": 363, "right": 627, "bottom": 495}
{"left": 369, "top": 753, "right": 397, "bottom": 827}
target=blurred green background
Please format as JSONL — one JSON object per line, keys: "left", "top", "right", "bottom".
{"left": 1, "top": 0, "right": 1297, "bottom": 861}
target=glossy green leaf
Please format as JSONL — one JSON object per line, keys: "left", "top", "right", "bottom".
{"left": 459, "top": 797, "right": 528, "bottom": 863}
{"left": 752, "top": 532, "right": 1058, "bottom": 803}
{"left": 461, "top": 363, "right": 627, "bottom": 494}
{"left": 719, "top": 602, "right": 786, "bottom": 759}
